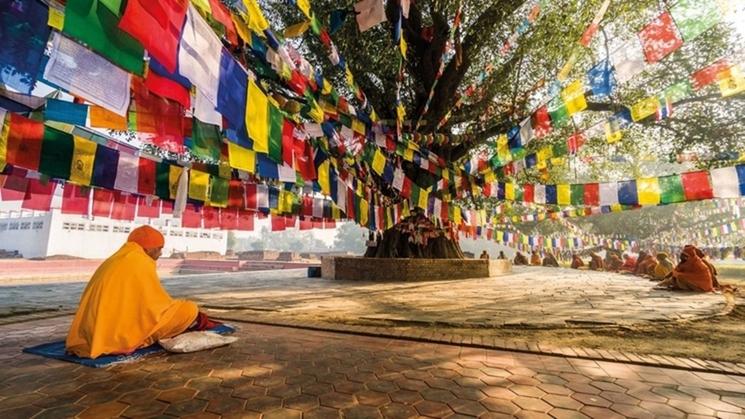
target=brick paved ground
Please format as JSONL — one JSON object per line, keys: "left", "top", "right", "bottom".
{"left": 2, "top": 316, "right": 745, "bottom": 418}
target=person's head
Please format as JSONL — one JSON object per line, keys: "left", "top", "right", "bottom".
{"left": 656, "top": 252, "right": 669, "bottom": 262}
{"left": 127, "top": 226, "right": 165, "bottom": 261}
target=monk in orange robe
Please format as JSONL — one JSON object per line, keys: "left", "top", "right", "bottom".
{"left": 570, "top": 254, "right": 585, "bottom": 269}
{"left": 620, "top": 254, "right": 637, "bottom": 273}
{"left": 66, "top": 226, "right": 207, "bottom": 358}
{"left": 657, "top": 245, "right": 714, "bottom": 292}
{"left": 530, "top": 251, "right": 542, "bottom": 266}
{"left": 588, "top": 252, "right": 604, "bottom": 271}
{"left": 635, "top": 253, "right": 658, "bottom": 277}
{"left": 606, "top": 253, "right": 623, "bottom": 271}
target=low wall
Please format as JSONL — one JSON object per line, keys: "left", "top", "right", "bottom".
{"left": 321, "top": 257, "right": 512, "bottom": 281}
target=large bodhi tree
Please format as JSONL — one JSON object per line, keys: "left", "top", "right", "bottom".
{"left": 263, "top": 0, "right": 744, "bottom": 258}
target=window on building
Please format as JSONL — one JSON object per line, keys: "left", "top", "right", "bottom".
{"left": 0, "top": 224, "right": 7, "bottom": 232}
{"left": 212, "top": 233, "right": 223, "bottom": 239}
{"left": 200, "top": 232, "right": 210, "bottom": 238}
{"left": 186, "top": 232, "right": 198, "bottom": 238}
{"left": 32, "top": 221, "right": 44, "bottom": 230}
{"left": 9, "top": 222, "right": 20, "bottom": 230}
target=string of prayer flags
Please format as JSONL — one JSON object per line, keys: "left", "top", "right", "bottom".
{"left": 560, "top": 80, "right": 587, "bottom": 115}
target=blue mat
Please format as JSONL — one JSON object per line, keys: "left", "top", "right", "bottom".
{"left": 23, "top": 324, "right": 235, "bottom": 368}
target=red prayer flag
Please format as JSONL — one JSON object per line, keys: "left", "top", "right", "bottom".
{"left": 228, "top": 180, "right": 245, "bottom": 208}
{"left": 638, "top": 12, "right": 683, "bottom": 64}
{"left": 136, "top": 196, "right": 161, "bottom": 218}
{"left": 0, "top": 172, "right": 29, "bottom": 201}
{"left": 299, "top": 217, "right": 313, "bottom": 230}
{"left": 567, "top": 132, "right": 585, "bottom": 154}
{"left": 111, "top": 192, "right": 137, "bottom": 221}
{"left": 295, "top": 138, "right": 317, "bottom": 181}
{"left": 583, "top": 183, "right": 600, "bottom": 206}
{"left": 181, "top": 204, "right": 202, "bottom": 228}
{"left": 282, "top": 121, "right": 295, "bottom": 167}
{"left": 681, "top": 171, "right": 714, "bottom": 200}
{"left": 61, "top": 184, "right": 90, "bottom": 215}
{"left": 161, "top": 200, "right": 174, "bottom": 214}
{"left": 271, "top": 215, "right": 286, "bottom": 231}
{"left": 346, "top": 189, "right": 355, "bottom": 220}
{"left": 145, "top": 68, "right": 191, "bottom": 108}
{"left": 208, "top": 0, "right": 238, "bottom": 46}
{"left": 285, "top": 216, "right": 297, "bottom": 228}
{"left": 312, "top": 219, "right": 323, "bottom": 229}
{"left": 531, "top": 105, "right": 551, "bottom": 138}
{"left": 118, "top": 0, "right": 189, "bottom": 74}
{"left": 7, "top": 114, "right": 44, "bottom": 171}
{"left": 22, "top": 179, "right": 56, "bottom": 211}
{"left": 691, "top": 59, "right": 730, "bottom": 90}
{"left": 220, "top": 208, "right": 238, "bottom": 230}
{"left": 580, "top": 23, "right": 599, "bottom": 47}
{"left": 237, "top": 210, "right": 254, "bottom": 231}
{"left": 523, "top": 184, "right": 535, "bottom": 203}
{"left": 137, "top": 157, "right": 157, "bottom": 195}
{"left": 202, "top": 206, "right": 220, "bottom": 229}
{"left": 302, "top": 195, "right": 313, "bottom": 217}
{"left": 131, "top": 79, "right": 186, "bottom": 152}
{"left": 92, "top": 188, "right": 115, "bottom": 217}
{"left": 324, "top": 219, "right": 336, "bottom": 229}
{"left": 244, "top": 183, "right": 257, "bottom": 210}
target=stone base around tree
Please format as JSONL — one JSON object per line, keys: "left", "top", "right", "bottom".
{"left": 320, "top": 257, "right": 512, "bottom": 281}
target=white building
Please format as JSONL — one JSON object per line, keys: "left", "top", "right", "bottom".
{"left": 0, "top": 208, "right": 227, "bottom": 259}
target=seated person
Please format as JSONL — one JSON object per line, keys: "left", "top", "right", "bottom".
{"left": 530, "top": 250, "right": 542, "bottom": 266}
{"left": 479, "top": 250, "right": 489, "bottom": 260}
{"left": 570, "top": 254, "right": 585, "bottom": 269}
{"left": 66, "top": 226, "right": 217, "bottom": 359}
{"left": 656, "top": 245, "right": 714, "bottom": 292}
{"left": 606, "top": 253, "right": 623, "bottom": 271}
{"left": 636, "top": 252, "right": 658, "bottom": 277}
{"left": 497, "top": 251, "right": 507, "bottom": 260}
{"left": 513, "top": 252, "right": 529, "bottom": 265}
{"left": 652, "top": 253, "right": 674, "bottom": 280}
{"left": 620, "top": 254, "right": 637, "bottom": 272}
{"left": 542, "top": 252, "right": 559, "bottom": 267}
{"left": 588, "top": 252, "right": 604, "bottom": 271}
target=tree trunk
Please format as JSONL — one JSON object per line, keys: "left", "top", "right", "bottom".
{"left": 363, "top": 213, "right": 465, "bottom": 259}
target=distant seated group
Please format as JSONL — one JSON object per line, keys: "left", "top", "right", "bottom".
{"left": 510, "top": 245, "right": 723, "bottom": 293}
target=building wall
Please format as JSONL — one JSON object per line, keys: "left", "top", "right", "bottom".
{"left": 0, "top": 210, "right": 227, "bottom": 259}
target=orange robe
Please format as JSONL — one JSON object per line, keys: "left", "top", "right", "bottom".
{"left": 570, "top": 256, "right": 585, "bottom": 269}
{"left": 636, "top": 255, "right": 658, "bottom": 276}
{"left": 530, "top": 253, "right": 542, "bottom": 265}
{"left": 672, "top": 247, "right": 714, "bottom": 292}
{"left": 66, "top": 242, "right": 199, "bottom": 358}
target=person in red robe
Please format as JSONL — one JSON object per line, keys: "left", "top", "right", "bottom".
{"left": 657, "top": 245, "right": 714, "bottom": 292}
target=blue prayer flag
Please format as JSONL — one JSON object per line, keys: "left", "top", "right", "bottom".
{"left": 217, "top": 51, "right": 248, "bottom": 133}
{"left": 587, "top": 60, "right": 615, "bottom": 98}
{"left": 618, "top": 180, "right": 638, "bottom": 205}
{"left": 92, "top": 146, "right": 119, "bottom": 190}
{"left": 0, "top": 0, "right": 51, "bottom": 94}
{"left": 545, "top": 185, "right": 557, "bottom": 204}
{"left": 257, "top": 154, "right": 279, "bottom": 179}
{"left": 268, "top": 186, "right": 279, "bottom": 209}
{"left": 736, "top": 164, "right": 745, "bottom": 195}
{"left": 44, "top": 99, "right": 88, "bottom": 126}
{"left": 507, "top": 126, "right": 521, "bottom": 149}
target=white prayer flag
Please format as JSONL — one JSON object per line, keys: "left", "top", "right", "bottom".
{"left": 179, "top": 5, "right": 222, "bottom": 106}
{"left": 599, "top": 182, "right": 619, "bottom": 206}
{"left": 534, "top": 184, "right": 546, "bottom": 204}
{"left": 355, "top": 0, "right": 387, "bottom": 32}
{"left": 257, "top": 184, "right": 269, "bottom": 209}
{"left": 711, "top": 167, "right": 740, "bottom": 198}
{"left": 610, "top": 40, "right": 646, "bottom": 84}
{"left": 114, "top": 152, "right": 140, "bottom": 194}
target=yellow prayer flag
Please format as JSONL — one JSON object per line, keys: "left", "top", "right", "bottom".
{"left": 246, "top": 79, "right": 269, "bottom": 153}
{"left": 557, "top": 52, "right": 578, "bottom": 82}
{"left": 169, "top": 166, "right": 184, "bottom": 200}
{"left": 345, "top": 68, "right": 355, "bottom": 87}
{"left": 232, "top": 14, "right": 252, "bottom": 42}
{"left": 402, "top": 199, "right": 410, "bottom": 218}
{"left": 191, "top": 0, "right": 212, "bottom": 15}
{"left": 718, "top": 65, "right": 745, "bottom": 97}
{"left": 484, "top": 171, "right": 496, "bottom": 183}
{"left": 453, "top": 206, "right": 462, "bottom": 225}
{"left": 360, "top": 199, "right": 369, "bottom": 226}
{"left": 352, "top": 118, "right": 365, "bottom": 135}
{"left": 90, "top": 105, "right": 127, "bottom": 130}
{"left": 637, "top": 177, "right": 661, "bottom": 205}
{"left": 441, "top": 168, "right": 450, "bottom": 181}
{"left": 610, "top": 203, "right": 623, "bottom": 212}
{"left": 403, "top": 148, "right": 414, "bottom": 162}
{"left": 396, "top": 104, "right": 406, "bottom": 122}
{"left": 278, "top": 190, "right": 293, "bottom": 213}
{"left": 557, "top": 184, "right": 571, "bottom": 206}
{"left": 417, "top": 188, "right": 429, "bottom": 211}
{"left": 318, "top": 159, "right": 330, "bottom": 195}
{"left": 560, "top": 80, "right": 587, "bottom": 115}
{"left": 188, "top": 170, "right": 211, "bottom": 201}
{"left": 47, "top": 7, "right": 65, "bottom": 31}
{"left": 537, "top": 146, "right": 552, "bottom": 162}
{"left": 604, "top": 120, "right": 623, "bottom": 143}
{"left": 227, "top": 141, "right": 256, "bottom": 173}
{"left": 69, "top": 136, "right": 97, "bottom": 186}
{"left": 296, "top": 0, "right": 311, "bottom": 17}
{"left": 371, "top": 149, "right": 386, "bottom": 175}
{"left": 243, "top": 0, "right": 269, "bottom": 33}
{"left": 630, "top": 96, "right": 659, "bottom": 121}
{"left": 0, "top": 113, "right": 9, "bottom": 172}
{"left": 284, "top": 21, "right": 310, "bottom": 38}
{"left": 400, "top": 35, "right": 408, "bottom": 57}
{"left": 321, "top": 79, "right": 333, "bottom": 95}
{"left": 505, "top": 183, "right": 515, "bottom": 200}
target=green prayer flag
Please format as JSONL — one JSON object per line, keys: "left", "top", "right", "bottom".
{"left": 659, "top": 174, "right": 685, "bottom": 204}
{"left": 570, "top": 184, "right": 584, "bottom": 206}
{"left": 210, "top": 176, "right": 229, "bottom": 207}
{"left": 39, "top": 127, "right": 74, "bottom": 181}
{"left": 548, "top": 98, "right": 569, "bottom": 128}
{"left": 155, "top": 162, "right": 171, "bottom": 200}
{"left": 268, "top": 105, "right": 283, "bottom": 163}
{"left": 670, "top": 0, "right": 720, "bottom": 42}
{"left": 63, "top": 0, "right": 145, "bottom": 75}
{"left": 190, "top": 119, "right": 222, "bottom": 161}
{"left": 664, "top": 81, "right": 693, "bottom": 102}
{"left": 552, "top": 141, "right": 568, "bottom": 156}
{"left": 99, "top": 0, "right": 123, "bottom": 15}
{"left": 515, "top": 185, "right": 524, "bottom": 202}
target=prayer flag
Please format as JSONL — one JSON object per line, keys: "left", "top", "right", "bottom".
{"left": 630, "top": 96, "right": 659, "bottom": 121}
{"left": 178, "top": 5, "right": 222, "bottom": 106}
{"left": 617, "top": 180, "right": 638, "bottom": 205}
{"left": 664, "top": 81, "right": 693, "bottom": 102}
{"left": 145, "top": 67, "right": 191, "bottom": 109}
{"left": 246, "top": 79, "right": 269, "bottom": 153}
{"left": 90, "top": 106, "right": 128, "bottom": 130}
{"left": 638, "top": 12, "right": 683, "bottom": 64}
{"left": 519, "top": 117, "right": 533, "bottom": 145}
{"left": 718, "top": 65, "right": 745, "bottom": 98}
{"left": 189, "top": 169, "right": 210, "bottom": 201}
{"left": 532, "top": 105, "right": 551, "bottom": 138}
{"left": 570, "top": 184, "right": 584, "bottom": 206}
{"left": 599, "top": 182, "right": 619, "bottom": 206}
{"left": 45, "top": 33, "right": 132, "bottom": 116}
{"left": 220, "top": 208, "right": 238, "bottom": 229}
{"left": 70, "top": 136, "right": 98, "bottom": 186}
{"left": 691, "top": 59, "right": 730, "bottom": 90}
{"left": 39, "top": 127, "right": 74, "bottom": 181}
{"left": 257, "top": 154, "right": 279, "bottom": 179}
{"left": 354, "top": 0, "right": 386, "bottom": 32}
{"left": 190, "top": 119, "right": 222, "bottom": 161}
{"left": 118, "top": 0, "right": 188, "bottom": 74}
{"left": 6, "top": 114, "right": 44, "bottom": 171}
{"left": 227, "top": 141, "right": 256, "bottom": 173}
{"left": 268, "top": 105, "right": 284, "bottom": 163}
{"left": 111, "top": 192, "right": 137, "bottom": 221}
{"left": 63, "top": 0, "right": 145, "bottom": 75}
{"left": 681, "top": 171, "right": 713, "bottom": 200}
{"left": 181, "top": 204, "right": 202, "bottom": 228}
{"left": 545, "top": 185, "right": 557, "bottom": 205}
{"left": 155, "top": 161, "right": 171, "bottom": 199}
{"left": 372, "top": 148, "right": 386, "bottom": 175}
{"left": 0, "top": 0, "right": 50, "bottom": 94}
{"left": 710, "top": 166, "right": 742, "bottom": 198}
{"left": 243, "top": 0, "right": 269, "bottom": 33}
{"left": 217, "top": 52, "right": 248, "bottom": 133}
{"left": 548, "top": 100, "right": 569, "bottom": 128}
{"left": 567, "top": 132, "right": 585, "bottom": 154}
{"left": 44, "top": 99, "right": 88, "bottom": 126}
{"left": 318, "top": 159, "right": 331, "bottom": 195}
{"left": 560, "top": 80, "right": 587, "bottom": 116}
{"left": 557, "top": 184, "right": 571, "bottom": 206}
{"left": 91, "top": 146, "right": 119, "bottom": 190}
{"left": 583, "top": 183, "right": 599, "bottom": 206}
{"left": 61, "top": 184, "right": 90, "bottom": 215}
{"left": 202, "top": 206, "right": 220, "bottom": 229}
{"left": 137, "top": 158, "right": 156, "bottom": 195}
{"left": 604, "top": 117, "right": 623, "bottom": 143}
{"left": 637, "top": 177, "right": 660, "bottom": 205}
{"left": 587, "top": 60, "right": 615, "bottom": 98}
{"left": 210, "top": 177, "right": 229, "bottom": 207}
{"left": 670, "top": 0, "right": 720, "bottom": 41}
{"left": 659, "top": 174, "right": 685, "bottom": 203}
{"left": 22, "top": 179, "right": 56, "bottom": 211}
{"left": 610, "top": 40, "right": 645, "bottom": 84}
{"left": 137, "top": 196, "right": 161, "bottom": 218}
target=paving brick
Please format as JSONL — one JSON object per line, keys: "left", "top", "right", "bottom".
{"left": 414, "top": 400, "right": 453, "bottom": 417}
